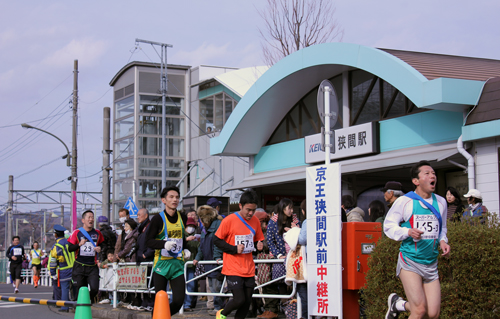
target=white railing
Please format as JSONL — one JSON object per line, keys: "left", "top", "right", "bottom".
{"left": 6, "top": 267, "right": 52, "bottom": 287}
{"left": 98, "top": 259, "right": 299, "bottom": 314}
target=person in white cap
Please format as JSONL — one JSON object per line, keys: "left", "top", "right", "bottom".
{"left": 463, "top": 189, "right": 488, "bottom": 222}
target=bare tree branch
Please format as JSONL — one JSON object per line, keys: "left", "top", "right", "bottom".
{"left": 258, "top": 0, "right": 344, "bottom": 66}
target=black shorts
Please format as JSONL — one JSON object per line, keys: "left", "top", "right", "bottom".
{"left": 226, "top": 275, "right": 255, "bottom": 291}
{"left": 33, "top": 263, "right": 42, "bottom": 270}
{"left": 10, "top": 263, "right": 22, "bottom": 280}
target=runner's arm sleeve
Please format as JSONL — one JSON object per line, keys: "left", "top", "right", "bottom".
{"left": 6, "top": 246, "right": 12, "bottom": 259}
{"left": 145, "top": 214, "right": 167, "bottom": 250}
{"left": 438, "top": 197, "right": 449, "bottom": 243}
{"left": 214, "top": 235, "right": 238, "bottom": 255}
{"left": 384, "top": 197, "right": 411, "bottom": 241}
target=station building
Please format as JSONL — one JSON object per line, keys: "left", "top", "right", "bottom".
{"left": 209, "top": 43, "right": 500, "bottom": 214}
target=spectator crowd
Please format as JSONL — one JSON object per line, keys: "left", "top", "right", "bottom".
{"left": 5, "top": 179, "right": 488, "bottom": 319}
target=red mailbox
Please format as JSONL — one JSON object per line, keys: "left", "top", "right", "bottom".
{"left": 341, "top": 222, "right": 382, "bottom": 318}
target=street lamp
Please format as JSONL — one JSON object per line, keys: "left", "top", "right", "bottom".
{"left": 21, "top": 123, "right": 77, "bottom": 232}
{"left": 41, "top": 210, "right": 60, "bottom": 250}
{"left": 15, "top": 218, "right": 29, "bottom": 236}
{"left": 21, "top": 123, "right": 71, "bottom": 167}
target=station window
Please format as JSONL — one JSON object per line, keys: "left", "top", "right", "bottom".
{"left": 267, "top": 71, "right": 424, "bottom": 145}
{"left": 199, "top": 92, "right": 237, "bottom": 135}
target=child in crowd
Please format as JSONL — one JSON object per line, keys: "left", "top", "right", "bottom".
{"left": 98, "top": 251, "right": 116, "bottom": 304}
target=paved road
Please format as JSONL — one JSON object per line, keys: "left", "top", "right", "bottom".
{"left": 0, "top": 283, "right": 74, "bottom": 319}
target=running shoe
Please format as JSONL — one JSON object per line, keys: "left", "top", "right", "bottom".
{"left": 216, "top": 309, "right": 226, "bottom": 319}
{"left": 145, "top": 306, "right": 154, "bottom": 312}
{"left": 99, "top": 299, "right": 111, "bottom": 304}
{"left": 385, "top": 293, "right": 402, "bottom": 319}
{"left": 14, "top": 288, "right": 19, "bottom": 294}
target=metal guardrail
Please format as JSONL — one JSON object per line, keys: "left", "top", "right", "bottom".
{"left": 183, "top": 259, "right": 296, "bottom": 299}
{"left": 5, "top": 266, "right": 52, "bottom": 286}
{"left": 98, "top": 259, "right": 297, "bottom": 310}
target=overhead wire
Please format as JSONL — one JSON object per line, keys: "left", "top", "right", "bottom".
{"left": 0, "top": 109, "right": 73, "bottom": 129}
{"left": 0, "top": 93, "right": 73, "bottom": 162}
{"left": 0, "top": 155, "right": 65, "bottom": 187}
{"left": 7, "top": 73, "right": 73, "bottom": 124}
{"left": 79, "top": 45, "right": 138, "bottom": 105}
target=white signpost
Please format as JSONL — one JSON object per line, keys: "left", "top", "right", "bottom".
{"left": 306, "top": 163, "right": 342, "bottom": 318}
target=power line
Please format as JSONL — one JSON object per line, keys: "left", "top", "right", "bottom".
{"left": 0, "top": 109, "right": 72, "bottom": 129}
{"left": 0, "top": 93, "right": 73, "bottom": 161}
{"left": 0, "top": 100, "right": 72, "bottom": 163}
{"left": 79, "top": 45, "right": 139, "bottom": 105}
{"left": 0, "top": 156, "right": 64, "bottom": 186}
{"left": 7, "top": 73, "right": 73, "bottom": 124}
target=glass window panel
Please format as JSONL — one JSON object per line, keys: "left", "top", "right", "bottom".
{"left": 224, "top": 95, "right": 233, "bottom": 124}
{"left": 113, "top": 179, "right": 135, "bottom": 201}
{"left": 268, "top": 117, "right": 287, "bottom": 145}
{"left": 301, "top": 88, "right": 320, "bottom": 136}
{"left": 355, "top": 78, "right": 380, "bottom": 125}
{"left": 288, "top": 107, "right": 299, "bottom": 140}
{"left": 214, "top": 94, "right": 224, "bottom": 130}
{"left": 139, "top": 158, "right": 184, "bottom": 178}
{"left": 114, "top": 138, "right": 134, "bottom": 160}
{"left": 138, "top": 137, "right": 185, "bottom": 157}
{"left": 114, "top": 159, "right": 134, "bottom": 179}
{"left": 115, "top": 96, "right": 134, "bottom": 119}
{"left": 351, "top": 70, "right": 375, "bottom": 124}
{"left": 383, "top": 81, "right": 406, "bottom": 118}
{"left": 138, "top": 200, "right": 162, "bottom": 211}
{"left": 199, "top": 97, "right": 214, "bottom": 134}
{"left": 139, "top": 116, "right": 184, "bottom": 136}
{"left": 139, "top": 95, "right": 183, "bottom": 115}
{"left": 115, "top": 117, "right": 134, "bottom": 139}
{"left": 138, "top": 179, "right": 178, "bottom": 199}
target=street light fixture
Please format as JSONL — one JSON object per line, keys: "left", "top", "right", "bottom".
{"left": 21, "top": 123, "right": 71, "bottom": 167}
{"left": 21, "top": 123, "right": 77, "bottom": 232}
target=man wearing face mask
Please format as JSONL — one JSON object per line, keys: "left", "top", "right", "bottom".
{"left": 115, "top": 208, "right": 130, "bottom": 256}
{"left": 183, "top": 217, "right": 200, "bottom": 311}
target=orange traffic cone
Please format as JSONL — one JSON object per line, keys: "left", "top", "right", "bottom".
{"left": 153, "top": 290, "right": 171, "bottom": 319}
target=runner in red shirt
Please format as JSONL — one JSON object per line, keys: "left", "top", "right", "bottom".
{"left": 68, "top": 210, "right": 104, "bottom": 302}
{"left": 214, "top": 190, "right": 264, "bottom": 319}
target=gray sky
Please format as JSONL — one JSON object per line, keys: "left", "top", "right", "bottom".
{"left": 1, "top": 0, "right": 499, "bottom": 211}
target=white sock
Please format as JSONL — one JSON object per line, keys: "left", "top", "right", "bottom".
{"left": 395, "top": 300, "right": 407, "bottom": 312}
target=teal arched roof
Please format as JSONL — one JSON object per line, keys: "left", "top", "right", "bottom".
{"left": 210, "top": 43, "right": 484, "bottom": 156}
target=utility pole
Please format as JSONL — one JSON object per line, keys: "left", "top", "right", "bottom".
{"left": 6, "top": 175, "right": 13, "bottom": 250}
{"left": 102, "top": 107, "right": 111, "bottom": 221}
{"left": 135, "top": 39, "right": 173, "bottom": 197}
{"left": 60, "top": 205, "right": 64, "bottom": 228}
{"left": 71, "top": 60, "right": 78, "bottom": 231}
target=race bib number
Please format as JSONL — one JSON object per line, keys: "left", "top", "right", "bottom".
{"left": 414, "top": 215, "right": 439, "bottom": 240}
{"left": 80, "top": 242, "right": 96, "bottom": 256}
{"left": 161, "top": 238, "right": 183, "bottom": 257}
{"left": 235, "top": 234, "right": 254, "bottom": 254}
{"left": 13, "top": 248, "right": 22, "bottom": 256}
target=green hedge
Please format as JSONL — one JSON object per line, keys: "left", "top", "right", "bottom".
{"left": 362, "top": 215, "right": 500, "bottom": 319}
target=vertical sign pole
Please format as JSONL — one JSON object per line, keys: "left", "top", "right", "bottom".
{"left": 324, "top": 86, "right": 331, "bottom": 165}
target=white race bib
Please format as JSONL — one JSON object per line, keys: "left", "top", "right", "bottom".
{"left": 161, "top": 238, "right": 183, "bottom": 257}
{"left": 414, "top": 215, "right": 439, "bottom": 240}
{"left": 235, "top": 234, "right": 254, "bottom": 254}
{"left": 13, "top": 248, "right": 22, "bottom": 256}
{"left": 80, "top": 242, "right": 96, "bottom": 256}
